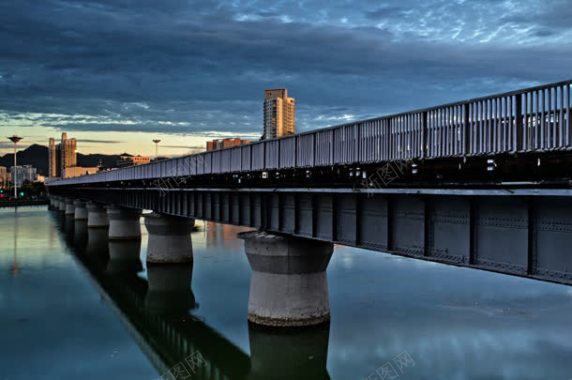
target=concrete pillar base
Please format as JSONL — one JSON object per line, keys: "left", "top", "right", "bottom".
{"left": 107, "top": 206, "right": 141, "bottom": 241}
{"left": 240, "top": 231, "right": 334, "bottom": 327}
{"left": 73, "top": 200, "right": 88, "bottom": 220}
{"left": 144, "top": 213, "right": 194, "bottom": 263}
{"left": 57, "top": 198, "right": 67, "bottom": 212}
{"left": 87, "top": 202, "right": 109, "bottom": 228}
{"left": 65, "top": 199, "right": 75, "bottom": 215}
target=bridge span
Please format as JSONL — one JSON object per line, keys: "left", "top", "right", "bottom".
{"left": 47, "top": 80, "right": 572, "bottom": 328}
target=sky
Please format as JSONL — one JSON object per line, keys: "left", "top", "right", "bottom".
{"left": 1, "top": 0, "right": 572, "bottom": 156}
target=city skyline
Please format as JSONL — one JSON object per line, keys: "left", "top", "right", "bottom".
{"left": 2, "top": 0, "right": 572, "bottom": 156}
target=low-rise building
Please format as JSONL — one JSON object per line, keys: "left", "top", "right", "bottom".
{"left": 10, "top": 165, "right": 38, "bottom": 187}
{"left": 206, "top": 138, "right": 251, "bottom": 151}
{"left": 63, "top": 166, "right": 99, "bottom": 178}
{"left": 117, "top": 153, "right": 151, "bottom": 167}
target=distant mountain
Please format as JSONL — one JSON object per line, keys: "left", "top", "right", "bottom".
{"left": 0, "top": 144, "right": 121, "bottom": 175}
{"left": 77, "top": 153, "right": 121, "bottom": 168}
{"left": 0, "top": 144, "right": 49, "bottom": 175}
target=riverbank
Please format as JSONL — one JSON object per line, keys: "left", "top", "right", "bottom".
{"left": 0, "top": 199, "right": 48, "bottom": 208}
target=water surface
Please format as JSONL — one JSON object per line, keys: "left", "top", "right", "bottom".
{"left": 1, "top": 206, "right": 572, "bottom": 379}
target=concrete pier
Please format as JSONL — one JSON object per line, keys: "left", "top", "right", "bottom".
{"left": 73, "top": 200, "right": 88, "bottom": 220}
{"left": 239, "top": 231, "right": 334, "bottom": 327}
{"left": 57, "top": 197, "right": 67, "bottom": 212}
{"left": 107, "top": 206, "right": 141, "bottom": 241}
{"left": 87, "top": 202, "right": 109, "bottom": 228}
{"left": 144, "top": 213, "right": 194, "bottom": 263}
{"left": 64, "top": 199, "right": 75, "bottom": 216}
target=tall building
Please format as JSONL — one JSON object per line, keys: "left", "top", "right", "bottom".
{"left": 48, "top": 132, "right": 96, "bottom": 178}
{"left": 206, "top": 138, "right": 251, "bottom": 151}
{"left": 263, "top": 88, "right": 295, "bottom": 139}
{"left": 0, "top": 166, "right": 9, "bottom": 189}
{"left": 48, "top": 138, "right": 57, "bottom": 177}
{"left": 60, "top": 132, "right": 77, "bottom": 174}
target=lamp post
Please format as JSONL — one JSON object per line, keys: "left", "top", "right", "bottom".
{"left": 7, "top": 135, "right": 22, "bottom": 199}
{"left": 152, "top": 139, "right": 161, "bottom": 159}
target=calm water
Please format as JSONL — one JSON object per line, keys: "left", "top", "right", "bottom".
{"left": 2, "top": 206, "right": 572, "bottom": 379}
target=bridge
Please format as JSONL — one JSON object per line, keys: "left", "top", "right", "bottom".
{"left": 51, "top": 210, "right": 331, "bottom": 380}
{"left": 47, "top": 79, "right": 572, "bottom": 328}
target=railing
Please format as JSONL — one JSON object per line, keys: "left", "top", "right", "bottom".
{"left": 49, "top": 80, "right": 572, "bottom": 186}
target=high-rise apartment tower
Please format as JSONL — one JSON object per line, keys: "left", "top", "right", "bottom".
{"left": 48, "top": 132, "right": 77, "bottom": 178}
{"left": 263, "top": 89, "right": 295, "bottom": 139}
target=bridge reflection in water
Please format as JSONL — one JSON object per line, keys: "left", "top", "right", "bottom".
{"left": 50, "top": 211, "right": 331, "bottom": 380}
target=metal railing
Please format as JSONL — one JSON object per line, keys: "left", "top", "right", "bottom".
{"left": 49, "top": 79, "right": 572, "bottom": 186}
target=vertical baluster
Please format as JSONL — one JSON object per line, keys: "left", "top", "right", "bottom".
{"left": 508, "top": 96, "right": 513, "bottom": 151}
{"left": 500, "top": 96, "right": 508, "bottom": 152}
{"left": 568, "top": 83, "right": 571, "bottom": 148}
{"left": 548, "top": 87, "right": 553, "bottom": 149}
{"left": 529, "top": 91, "right": 542, "bottom": 150}
{"left": 486, "top": 99, "right": 490, "bottom": 153}
{"left": 437, "top": 110, "right": 441, "bottom": 157}
{"left": 555, "top": 86, "right": 559, "bottom": 149}
{"left": 458, "top": 105, "right": 463, "bottom": 155}
{"left": 472, "top": 103, "right": 476, "bottom": 154}
{"left": 447, "top": 107, "right": 451, "bottom": 156}
{"left": 480, "top": 100, "right": 485, "bottom": 154}
{"left": 439, "top": 109, "right": 443, "bottom": 157}
{"left": 541, "top": 89, "right": 546, "bottom": 150}
{"left": 495, "top": 98, "right": 501, "bottom": 153}
{"left": 493, "top": 97, "right": 497, "bottom": 153}
{"left": 560, "top": 85, "right": 564, "bottom": 148}
{"left": 518, "top": 93, "right": 530, "bottom": 150}
{"left": 483, "top": 100, "right": 488, "bottom": 153}
{"left": 430, "top": 111, "right": 434, "bottom": 157}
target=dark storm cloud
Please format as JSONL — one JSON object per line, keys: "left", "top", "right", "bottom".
{"left": 0, "top": 0, "right": 571, "bottom": 136}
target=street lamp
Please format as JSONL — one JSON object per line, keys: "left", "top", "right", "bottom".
{"left": 7, "top": 135, "right": 22, "bottom": 199}
{"left": 152, "top": 139, "right": 161, "bottom": 159}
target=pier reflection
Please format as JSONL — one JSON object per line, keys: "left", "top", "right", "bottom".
{"left": 55, "top": 215, "right": 331, "bottom": 380}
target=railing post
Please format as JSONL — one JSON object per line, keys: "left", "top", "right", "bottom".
{"left": 421, "top": 111, "right": 428, "bottom": 159}
{"left": 515, "top": 94, "right": 523, "bottom": 152}
{"left": 463, "top": 103, "right": 470, "bottom": 156}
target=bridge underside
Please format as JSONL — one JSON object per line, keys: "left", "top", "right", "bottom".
{"left": 51, "top": 187, "right": 572, "bottom": 285}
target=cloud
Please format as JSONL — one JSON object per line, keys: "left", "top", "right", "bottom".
{"left": 77, "top": 139, "right": 123, "bottom": 144}
{"left": 0, "top": 0, "right": 571, "bottom": 141}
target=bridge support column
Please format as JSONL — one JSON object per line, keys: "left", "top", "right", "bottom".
{"left": 64, "top": 199, "right": 75, "bottom": 216}
{"left": 87, "top": 202, "right": 109, "bottom": 228}
{"left": 240, "top": 231, "right": 334, "bottom": 327}
{"left": 73, "top": 200, "right": 88, "bottom": 220}
{"left": 57, "top": 197, "right": 67, "bottom": 212}
{"left": 144, "top": 213, "right": 194, "bottom": 263}
{"left": 107, "top": 206, "right": 141, "bottom": 241}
